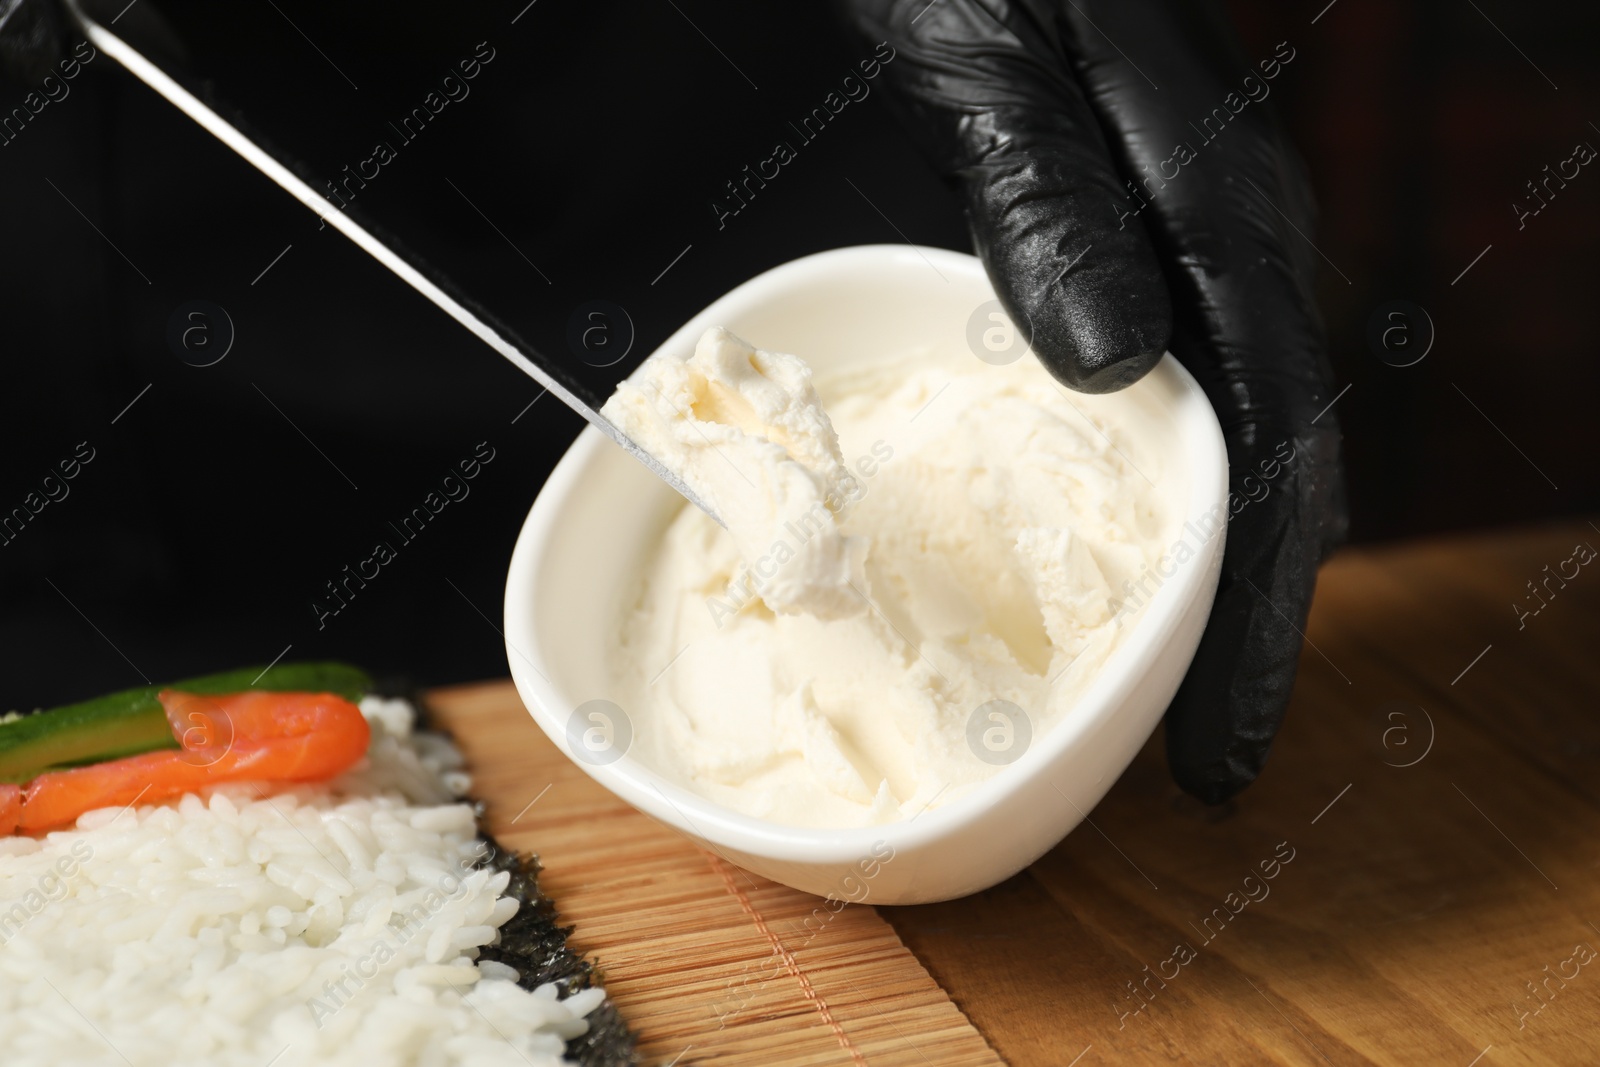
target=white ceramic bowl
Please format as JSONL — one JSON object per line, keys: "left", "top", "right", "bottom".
{"left": 504, "top": 245, "right": 1227, "bottom": 904}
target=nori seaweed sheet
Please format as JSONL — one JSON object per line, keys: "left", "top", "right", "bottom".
{"left": 471, "top": 834, "right": 638, "bottom": 1067}
{"left": 380, "top": 677, "right": 640, "bottom": 1067}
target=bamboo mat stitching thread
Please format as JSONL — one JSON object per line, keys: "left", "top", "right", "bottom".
{"left": 705, "top": 852, "right": 869, "bottom": 1067}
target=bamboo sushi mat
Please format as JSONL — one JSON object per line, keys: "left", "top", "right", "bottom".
{"left": 428, "top": 681, "right": 1003, "bottom": 1067}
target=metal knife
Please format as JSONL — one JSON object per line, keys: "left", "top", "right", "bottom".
{"left": 65, "top": 1, "right": 720, "bottom": 525}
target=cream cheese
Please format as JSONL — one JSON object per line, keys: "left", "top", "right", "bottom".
{"left": 600, "top": 327, "right": 866, "bottom": 620}
{"left": 607, "top": 329, "right": 1176, "bottom": 828}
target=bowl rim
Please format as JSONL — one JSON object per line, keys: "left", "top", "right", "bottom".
{"left": 504, "top": 243, "right": 1228, "bottom": 863}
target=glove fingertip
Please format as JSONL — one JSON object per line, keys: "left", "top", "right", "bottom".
{"left": 1166, "top": 741, "right": 1260, "bottom": 806}
{"left": 983, "top": 214, "right": 1173, "bottom": 395}
{"left": 1033, "top": 309, "right": 1169, "bottom": 395}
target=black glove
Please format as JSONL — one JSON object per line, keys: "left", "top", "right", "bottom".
{"left": 0, "top": 0, "right": 181, "bottom": 83}
{"left": 841, "top": 0, "right": 1347, "bottom": 803}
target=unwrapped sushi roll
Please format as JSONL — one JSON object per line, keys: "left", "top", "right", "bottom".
{"left": 0, "top": 664, "right": 635, "bottom": 1067}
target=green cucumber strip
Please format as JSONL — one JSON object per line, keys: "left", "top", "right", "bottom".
{"left": 0, "top": 662, "right": 372, "bottom": 784}
{"left": 170, "top": 663, "right": 370, "bottom": 701}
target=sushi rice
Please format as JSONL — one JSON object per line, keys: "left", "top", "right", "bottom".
{"left": 0, "top": 697, "right": 606, "bottom": 1066}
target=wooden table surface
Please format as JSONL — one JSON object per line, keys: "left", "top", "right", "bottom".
{"left": 436, "top": 521, "right": 1600, "bottom": 1066}
{"left": 882, "top": 520, "right": 1600, "bottom": 1066}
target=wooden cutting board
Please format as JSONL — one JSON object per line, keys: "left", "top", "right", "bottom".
{"left": 427, "top": 682, "right": 1003, "bottom": 1067}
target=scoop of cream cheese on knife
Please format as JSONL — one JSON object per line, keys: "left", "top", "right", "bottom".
{"left": 603, "top": 327, "right": 1175, "bottom": 829}
{"left": 600, "top": 327, "right": 867, "bottom": 620}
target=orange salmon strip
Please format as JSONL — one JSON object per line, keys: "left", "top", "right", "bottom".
{"left": 16, "top": 690, "right": 369, "bottom": 833}
{"left": 0, "top": 784, "right": 19, "bottom": 835}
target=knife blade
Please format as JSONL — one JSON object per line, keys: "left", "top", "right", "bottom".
{"left": 64, "top": 0, "right": 721, "bottom": 526}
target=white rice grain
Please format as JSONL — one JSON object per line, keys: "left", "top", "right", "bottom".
{"left": 0, "top": 697, "right": 605, "bottom": 1067}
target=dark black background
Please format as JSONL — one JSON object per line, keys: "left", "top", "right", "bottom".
{"left": 1, "top": 0, "right": 1594, "bottom": 710}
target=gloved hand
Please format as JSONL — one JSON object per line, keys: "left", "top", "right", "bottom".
{"left": 841, "top": 0, "right": 1347, "bottom": 803}
{"left": 0, "top": 0, "right": 181, "bottom": 83}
